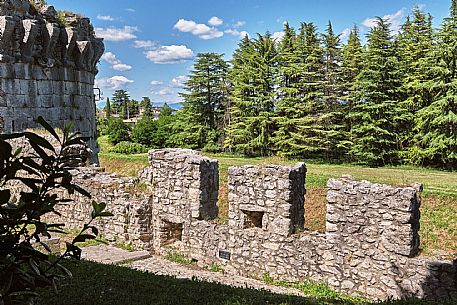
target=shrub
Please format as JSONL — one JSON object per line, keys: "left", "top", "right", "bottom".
{"left": 108, "top": 141, "right": 148, "bottom": 154}
{"left": 132, "top": 118, "right": 157, "bottom": 147}
{"left": 202, "top": 142, "right": 222, "bottom": 153}
{"left": 0, "top": 117, "right": 112, "bottom": 305}
{"left": 97, "top": 117, "right": 110, "bottom": 136}
{"left": 107, "top": 118, "right": 131, "bottom": 145}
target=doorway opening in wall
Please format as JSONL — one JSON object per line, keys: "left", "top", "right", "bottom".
{"left": 160, "top": 220, "right": 183, "bottom": 246}
{"left": 242, "top": 210, "right": 264, "bottom": 229}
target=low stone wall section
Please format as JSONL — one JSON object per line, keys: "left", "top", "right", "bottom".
{"left": 46, "top": 167, "right": 153, "bottom": 250}
{"left": 37, "top": 149, "right": 456, "bottom": 301}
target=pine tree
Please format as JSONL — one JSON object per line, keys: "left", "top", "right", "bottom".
{"left": 141, "top": 96, "right": 153, "bottom": 118}
{"left": 320, "top": 21, "right": 346, "bottom": 159}
{"left": 273, "top": 22, "right": 302, "bottom": 155}
{"left": 341, "top": 25, "right": 363, "bottom": 103}
{"left": 277, "top": 22, "right": 325, "bottom": 158}
{"left": 396, "top": 6, "right": 434, "bottom": 161}
{"left": 105, "top": 97, "right": 111, "bottom": 118}
{"left": 226, "top": 33, "right": 278, "bottom": 156}
{"left": 350, "top": 18, "right": 405, "bottom": 166}
{"left": 111, "top": 90, "right": 130, "bottom": 119}
{"left": 171, "top": 53, "right": 230, "bottom": 149}
{"left": 414, "top": 1, "right": 457, "bottom": 168}
{"left": 341, "top": 25, "right": 363, "bottom": 154}
{"left": 159, "top": 102, "right": 173, "bottom": 118}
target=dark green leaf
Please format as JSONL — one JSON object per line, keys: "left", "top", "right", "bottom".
{"left": 24, "top": 132, "right": 55, "bottom": 152}
{"left": 35, "top": 116, "right": 61, "bottom": 143}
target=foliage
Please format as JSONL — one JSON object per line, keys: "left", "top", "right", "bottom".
{"left": 108, "top": 141, "right": 148, "bottom": 154}
{"left": 104, "top": 97, "right": 112, "bottom": 119}
{"left": 412, "top": 4, "right": 457, "bottom": 169}
{"left": 349, "top": 17, "right": 406, "bottom": 166}
{"left": 107, "top": 118, "right": 131, "bottom": 145}
{"left": 171, "top": 53, "right": 230, "bottom": 149}
{"left": 132, "top": 117, "right": 157, "bottom": 147}
{"left": 140, "top": 97, "right": 152, "bottom": 118}
{"left": 0, "top": 117, "right": 112, "bottom": 305}
{"left": 111, "top": 90, "right": 131, "bottom": 119}
{"left": 96, "top": 117, "right": 110, "bottom": 136}
{"left": 159, "top": 103, "right": 174, "bottom": 118}
{"left": 164, "top": 251, "right": 196, "bottom": 266}
{"left": 226, "top": 33, "right": 278, "bottom": 156}
{"left": 209, "top": 262, "right": 225, "bottom": 273}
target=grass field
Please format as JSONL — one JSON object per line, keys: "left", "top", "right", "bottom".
{"left": 98, "top": 145, "right": 457, "bottom": 256}
{"left": 36, "top": 259, "right": 453, "bottom": 305}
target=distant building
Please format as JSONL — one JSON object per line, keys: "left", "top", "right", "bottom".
{"left": 99, "top": 104, "right": 175, "bottom": 125}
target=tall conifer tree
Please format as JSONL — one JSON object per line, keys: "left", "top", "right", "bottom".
{"left": 286, "top": 22, "right": 325, "bottom": 158}
{"left": 171, "top": 53, "right": 230, "bottom": 149}
{"left": 341, "top": 26, "right": 363, "bottom": 152}
{"left": 226, "top": 33, "right": 278, "bottom": 156}
{"left": 397, "top": 7, "right": 434, "bottom": 161}
{"left": 414, "top": 1, "right": 457, "bottom": 168}
{"left": 320, "top": 21, "right": 346, "bottom": 158}
{"left": 350, "top": 18, "right": 405, "bottom": 165}
{"left": 104, "top": 97, "right": 111, "bottom": 118}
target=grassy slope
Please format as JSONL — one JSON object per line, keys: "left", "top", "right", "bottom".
{"left": 36, "top": 260, "right": 452, "bottom": 305}
{"left": 97, "top": 143, "right": 456, "bottom": 254}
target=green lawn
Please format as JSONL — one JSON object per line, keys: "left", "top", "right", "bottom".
{"left": 36, "top": 260, "right": 453, "bottom": 305}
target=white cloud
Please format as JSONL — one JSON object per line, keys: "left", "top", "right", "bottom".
{"left": 174, "top": 19, "right": 223, "bottom": 40}
{"left": 208, "top": 16, "right": 223, "bottom": 26}
{"left": 225, "top": 29, "right": 249, "bottom": 38}
{"left": 362, "top": 8, "right": 405, "bottom": 34}
{"left": 101, "top": 52, "right": 118, "bottom": 65}
{"left": 133, "top": 40, "right": 157, "bottom": 49}
{"left": 146, "top": 45, "right": 194, "bottom": 64}
{"left": 96, "top": 76, "right": 134, "bottom": 90}
{"left": 340, "top": 28, "right": 351, "bottom": 40}
{"left": 95, "top": 26, "right": 138, "bottom": 42}
{"left": 113, "top": 63, "right": 132, "bottom": 71}
{"left": 126, "top": 8, "right": 135, "bottom": 13}
{"left": 97, "top": 15, "right": 115, "bottom": 21}
{"left": 233, "top": 21, "right": 245, "bottom": 28}
{"left": 171, "top": 75, "right": 189, "bottom": 88}
{"left": 152, "top": 87, "right": 174, "bottom": 96}
{"left": 101, "top": 52, "right": 132, "bottom": 71}
{"left": 273, "top": 31, "right": 285, "bottom": 42}
{"left": 150, "top": 80, "right": 164, "bottom": 86}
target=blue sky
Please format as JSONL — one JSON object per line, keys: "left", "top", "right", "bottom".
{"left": 50, "top": 0, "right": 451, "bottom": 107}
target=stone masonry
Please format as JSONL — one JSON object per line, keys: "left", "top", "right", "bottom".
{"left": 139, "top": 149, "right": 219, "bottom": 251}
{"left": 42, "top": 149, "right": 456, "bottom": 301}
{"left": 0, "top": 0, "right": 104, "bottom": 163}
{"left": 228, "top": 163, "right": 306, "bottom": 235}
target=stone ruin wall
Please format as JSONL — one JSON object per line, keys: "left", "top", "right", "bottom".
{"left": 43, "top": 149, "right": 457, "bottom": 301}
{"left": 0, "top": 0, "right": 104, "bottom": 163}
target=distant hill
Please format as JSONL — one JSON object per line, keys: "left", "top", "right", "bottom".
{"left": 96, "top": 100, "right": 182, "bottom": 111}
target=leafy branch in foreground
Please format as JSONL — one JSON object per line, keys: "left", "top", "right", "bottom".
{"left": 0, "top": 116, "right": 112, "bottom": 305}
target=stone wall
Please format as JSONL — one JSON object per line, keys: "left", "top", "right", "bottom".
{"left": 47, "top": 167, "right": 154, "bottom": 250}
{"left": 139, "top": 149, "right": 219, "bottom": 250}
{"left": 0, "top": 0, "right": 103, "bottom": 163}
{"left": 227, "top": 163, "right": 306, "bottom": 235}
{"left": 42, "top": 149, "right": 456, "bottom": 301}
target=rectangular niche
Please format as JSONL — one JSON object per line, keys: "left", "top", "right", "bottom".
{"left": 160, "top": 219, "right": 183, "bottom": 246}
{"left": 242, "top": 210, "right": 264, "bottom": 229}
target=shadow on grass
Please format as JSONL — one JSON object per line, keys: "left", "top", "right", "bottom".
{"left": 36, "top": 260, "right": 455, "bottom": 305}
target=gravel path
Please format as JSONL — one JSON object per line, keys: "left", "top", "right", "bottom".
{"left": 81, "top": 245, "right": 305, "bottom": 297}
{"left": 130, "top": 255, "right": 305, "bottom": 297}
